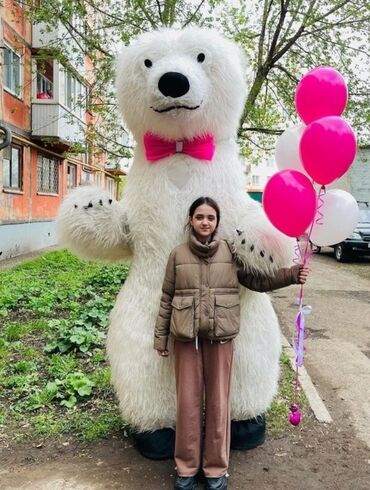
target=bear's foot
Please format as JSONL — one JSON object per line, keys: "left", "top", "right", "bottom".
{"left": 230, "top": 416, "right": 266, "bottom": 450}
{"left": 131, "top": 427, "right": 175, "bottom": 460}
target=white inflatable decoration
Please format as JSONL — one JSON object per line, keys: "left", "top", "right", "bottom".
{"left": 275, "top": 123, "right": 309, "bottom": 177}
{"left": 310, "top": 189, "right": 359, "bottom": 246}
{"left": 57, "top": 28, "right": 294, "bottom": 455}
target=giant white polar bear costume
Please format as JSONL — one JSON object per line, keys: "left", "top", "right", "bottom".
{"left": 57, "top": 27, "right": 293, "bottom": 458}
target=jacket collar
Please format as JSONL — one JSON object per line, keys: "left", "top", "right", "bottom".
{"left": 189, "top": 230, "right": 220, "bottom": 259}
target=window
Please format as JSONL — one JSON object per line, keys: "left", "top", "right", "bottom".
{"left": 63, "top": 70, "right": 86, "bottom": 119}
{"left": 81, "top": 169, "right": 93, "bottom": 184}
{"left": 3, "top": 45, "right": 22, "bottom": 97}
{"left": 67, "top": 163, "right": 77, "bottom": 191}
{"left": 252, "top": 175, "right": 260, "bottom": 185}
{"left": 36, "top": 60, "right": 54, "bottom": 99}
{"left": 37, "top": 154, "right": 59, "bottom": 193}
{"left": 96, "top": 172, "right": 103, "bottom": 187}
{"left": 3, "top": 144, "right": 23, "bottom": 190}
{"left": 106, "top": 177, "right": 115, "bottom": 197}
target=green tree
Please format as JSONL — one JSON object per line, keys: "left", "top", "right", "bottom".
{"left": 24, "top": 0, "right": 370, "bottom": 160}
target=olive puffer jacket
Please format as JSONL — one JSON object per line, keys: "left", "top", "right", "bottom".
{"left": 154, "top": 233, "right": 300, "bottom": 351}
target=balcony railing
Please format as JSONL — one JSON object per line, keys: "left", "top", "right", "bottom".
{"left": 32, "top": 102, "right": 85, "bottom": 145}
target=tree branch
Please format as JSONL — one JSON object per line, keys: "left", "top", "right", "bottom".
{"left": 182, "top": 0, "right": 206, "bottom": 28}
{"left": 242, "top": 127, "right": 284, "bottom": 135}
{"left": 136, "top": 1, "right": 158, "bottom": 29}
{"left": 156, "top": 0, "right": 163, "bottom": 23}
{"left": 257, "top": 0, "right": 273, "bottom": 68}
{"left": 307, "top": 0, "right": 352, "bottom": 26}
{"left": 272, "top": 63, "right": 299, "bottom": 83}
{"left": 266, "top": 0, "right": 290, "bottom": 63}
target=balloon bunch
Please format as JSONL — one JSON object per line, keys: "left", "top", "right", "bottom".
{"left": 262, "top": 67, "right": 359, "bottom": 426}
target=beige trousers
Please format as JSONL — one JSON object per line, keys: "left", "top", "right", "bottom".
{"left": 174, "top": 338, "right": 234, "bottom": 478}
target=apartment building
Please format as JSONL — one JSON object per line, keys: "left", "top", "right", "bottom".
{"left": 244, "top": 156, "right": 277, "bottom": 202}
{"left": 0, "top": 1, "right": 124, "bottom": 260}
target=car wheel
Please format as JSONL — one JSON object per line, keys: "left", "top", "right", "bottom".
{"left": 334, "top": 243, "right": 350, "bottom": 262}
{"left": 313, "top": 246, "right": 321, "bottom": 254}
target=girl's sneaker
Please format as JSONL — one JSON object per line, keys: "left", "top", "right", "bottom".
{"left": 205, "top": 475, "right": 228, "bottom": 490}
{"left": 174, "top": 475, "right": 198, "bottom": 490}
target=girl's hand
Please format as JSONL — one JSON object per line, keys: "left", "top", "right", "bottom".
{"left": 298, "top": 266, "right": 310, "bottom": 284}
{"left": 157, "top": 349, "right": 169, "bottom": 357}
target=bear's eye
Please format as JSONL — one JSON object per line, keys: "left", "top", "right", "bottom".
{"left": 144, "top": 59, "right": 152, "bottom": 68}
{"left": 197, "top": 53, "right": 205, "bottom": 63}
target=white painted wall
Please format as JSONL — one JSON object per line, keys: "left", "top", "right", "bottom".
{"left": 0, "top": 221, "right": 57, "bottom": 261}
{"left": 330, "top": 147, "right": 370, "bottom": 204}
{"left": 244, "top": 156, "right": 277, "bottom": 190}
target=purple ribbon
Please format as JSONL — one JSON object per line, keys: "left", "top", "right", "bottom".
{"left": 293, "top": 306, "right": 312, "bottom": 367}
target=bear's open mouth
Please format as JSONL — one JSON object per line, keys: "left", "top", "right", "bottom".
{"left": 151, "top": 103, "right": 201, "bottom": 113}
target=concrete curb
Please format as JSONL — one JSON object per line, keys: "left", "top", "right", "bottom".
{"left": 0, "top": 245, "right": 60, "bottom": 270}
{"left": 281, "top": 334, "right": 333, "bottom": 424}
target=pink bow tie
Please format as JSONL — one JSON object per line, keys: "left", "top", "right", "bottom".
{"left": 144, "top": 132, "right": 215, "bottom": 162}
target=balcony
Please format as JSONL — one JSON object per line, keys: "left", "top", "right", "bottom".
{"left": 32, "top": 102, "right": 85, "bottom": 146}
{"left": 32, "top": 22, "right": 65, "bottom": 50}
{"left": 32, "top": 22, "right": 84, "bottom": 76}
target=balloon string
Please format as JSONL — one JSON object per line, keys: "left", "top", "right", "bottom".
{"left": 293, "top": 185, "right": 325, "bottom": 406}
{"left": 315, "top": 185, "right": 326, "bottom": 226}
{"left": 293, "top": 240, "right": 303, "bottom": 265}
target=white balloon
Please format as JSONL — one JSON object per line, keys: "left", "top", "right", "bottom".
{"left": 310, "top": 190, "right": 359, "bottom": 246}
{"left": 275, "top": 124, "right": 309, "bottom": 177}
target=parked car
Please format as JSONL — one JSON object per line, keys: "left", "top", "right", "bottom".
{"left": 325, "top": 205, "right": 370, "bottom": 262}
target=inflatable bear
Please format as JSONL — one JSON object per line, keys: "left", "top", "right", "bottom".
{"left": 57, "top": 27, "right": 293, "bottom": 459}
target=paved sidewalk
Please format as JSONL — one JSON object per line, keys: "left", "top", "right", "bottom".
{"left": 0, "top": 246, "right": 60, "bottom": 270}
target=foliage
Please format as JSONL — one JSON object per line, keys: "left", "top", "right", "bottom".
{"left": 267, "top": 351, "right": 310, "bottom": 435}
{"left": 17, "top": 0, "right": 370, "bottom": 165}
{"left": 0, "top": 250, "right": 128, "bottom": 442}
{"left": 0, "top": 249, "right": 308, "bottom": 444}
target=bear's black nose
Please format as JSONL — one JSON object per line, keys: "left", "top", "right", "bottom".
{"left": 158, "top": 72, "right": 190, "bottom": 98}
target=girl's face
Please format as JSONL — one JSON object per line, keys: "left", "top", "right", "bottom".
{"left": 189, "top": 204, "right": 218, "bottom": 242}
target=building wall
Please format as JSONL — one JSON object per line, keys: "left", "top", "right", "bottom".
{"left": 330, "top": 147, "right": 370, "bottom": 204}
{"left": 0, "top": 3, "right": 121, "bottom": 260}
{"left": 245, "top": 156, "right": 277, "bottom": 191}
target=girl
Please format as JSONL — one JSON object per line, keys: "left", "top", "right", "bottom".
{"left": 154, "top": 197, "right": 309, "bottom": 490}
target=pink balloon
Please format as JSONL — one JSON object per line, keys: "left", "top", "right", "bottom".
{"left": 295, "top": 67, "right": 348, "bottom": 124}
{"left": 263, "top": 170, "right": 317, "bottom": 238}
{"left": 300, "top": 116, "right": 357, "bottom": 185}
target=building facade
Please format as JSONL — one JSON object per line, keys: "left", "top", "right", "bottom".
{"left": 332, "top": 147, "right": 370, "bottom": 205}
{"left": 244, "top": 156, "right": 277, "bottom": 202}
{"left": 0, "top": 1, "right": 123, "bottom": 260}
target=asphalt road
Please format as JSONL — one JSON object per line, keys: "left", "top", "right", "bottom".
{"left": 272, "top": 248, "right": 370, "bottom": 449}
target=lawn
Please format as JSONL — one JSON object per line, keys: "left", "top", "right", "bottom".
{"left": 0, "top": 250, "right": 308, "bottom": 446}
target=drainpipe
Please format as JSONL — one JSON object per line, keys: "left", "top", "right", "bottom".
{"left": 0, "top": 123, "right": 11, "bottom": 149}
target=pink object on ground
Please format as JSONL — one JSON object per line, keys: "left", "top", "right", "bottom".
{"left": 289, "top": 408, "right": 302, "bottom": 426}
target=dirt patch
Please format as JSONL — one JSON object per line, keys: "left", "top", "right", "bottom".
{"left": 0, "top": 422, "right": 369, "bottom": 489}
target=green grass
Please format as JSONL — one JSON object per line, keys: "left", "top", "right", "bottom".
{"left": 266, "top": 351, "right": 310, "bottom": 435}
{"left": 0, "top": 249, "right": 129, "bottom": 443}
{"left": 0, "top": 248, "right": 306, "bottom": 445}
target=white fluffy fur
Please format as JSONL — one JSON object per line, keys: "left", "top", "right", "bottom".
{"left": 57, "top": 27, "right": 295, "bottom": 431}
{"left": 57, "top": 185, "right": 132, "bottom": 261}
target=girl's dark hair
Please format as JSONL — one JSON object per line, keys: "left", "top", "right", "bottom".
{"left": 188, "top": 197, "right": 221, "bottom": 227}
